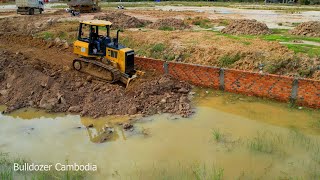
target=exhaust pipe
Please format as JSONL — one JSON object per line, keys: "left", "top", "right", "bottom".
{"left": 115, "top": 29, "right": 120, "bottom": 48}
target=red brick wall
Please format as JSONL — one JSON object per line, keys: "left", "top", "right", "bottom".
{"left": 168, "top": 62, "right": 220, "bottom": 88}
{"left": 297, "top": 79, "right": 320, "bottom": 108}
{"left": 224, "top": 69, "right": 293, "bottom": 102}
{"left": 135, "top": 57, "right": 320, "bottom": 109}
{"left": 135, "top": 57, "right": 165, "bottom": 74}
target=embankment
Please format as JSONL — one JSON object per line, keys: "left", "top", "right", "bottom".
{"left": 135, "top": 57, "right": 320, "bottom": 109}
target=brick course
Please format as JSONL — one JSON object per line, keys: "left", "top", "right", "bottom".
{"left": 297, "top": 79, "right": 320, "bottom": 108}
{"left": 135, "top": 57, "right": 320, "bottom": 109}
{"left": 224, "top": 69, "right": 293, "bottom": 102}
{"left": 168, "top": 62, "right": 220, "bottom": 88}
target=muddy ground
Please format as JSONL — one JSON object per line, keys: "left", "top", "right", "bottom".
{"left": 0, "top": 48, "right": 192, "bottom": 118}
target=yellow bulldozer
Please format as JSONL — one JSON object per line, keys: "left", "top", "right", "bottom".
{"left": 72, "top": 20, "right": 143, "bottom": 87}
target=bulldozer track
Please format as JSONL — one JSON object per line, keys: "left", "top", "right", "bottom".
{"left": 73, "top": 58, "right": 121, "bottom": 83}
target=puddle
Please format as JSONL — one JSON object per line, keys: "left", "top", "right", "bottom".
{"left": 0, "top": 90, "right": 319, "bottom": 179}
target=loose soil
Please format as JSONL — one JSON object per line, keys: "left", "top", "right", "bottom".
{"left": 148, "top": 18, "right": 191, "bottom": 30}
{"left": 0, "top": 49, "right": 192, "bottom": 118}
{"left": 123, "top": 9, "right": 208, "bottom": 22}
{"left": 221, "top": 19, "right": 271, "bottom": 35}
{"left": 0, "top": 15, "right": 57, "bottom": 36}
{"left": 289, "top": 21, "right": 320, "bottom": 37}
{"left": 95, "top": 12, "right": 152, "bottom": 29}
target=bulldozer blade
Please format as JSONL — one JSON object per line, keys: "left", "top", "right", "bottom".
{"left": 120, "top": 70, "right": 145, "bottom": 88}
{"left": 120, "top": 75, "right": 137, "bottom": 88}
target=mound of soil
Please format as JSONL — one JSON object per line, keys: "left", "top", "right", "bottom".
{"left": 221, "top": 19, "right": 271, "bottom": 35}
{"left": 0, "top": 16, "right": 56, "bottom": 36}
{"left": 95, "top": 12, "right": 151, "bottom": 29}
{"left": 0, "top": 50, "right": 192, "bottom": 118}
{"left": 289, "top": 21, "right": 320, "bottom": 37}
{"left": 148, "top": 18, "right": 190, "bottom": 30}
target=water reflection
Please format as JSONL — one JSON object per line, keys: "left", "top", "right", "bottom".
{"left": 86, "top": 124, "right": 119, "bottom": 143}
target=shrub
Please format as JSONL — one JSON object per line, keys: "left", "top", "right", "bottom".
{"left": 218, "top": 53, "right": 241, "bottom": 67}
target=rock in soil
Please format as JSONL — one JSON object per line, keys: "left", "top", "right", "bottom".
{"left": 123, "top": 123, "right": 134, "bottom": 131}
{"left": 0, "top": 50, "right": 192, "bottom": 118}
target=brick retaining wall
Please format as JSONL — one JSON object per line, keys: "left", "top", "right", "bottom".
{"left": 224, "top": 69, "right": 293, "bottom": 102}
{"left": 135, "top": 57, "right": 320, "bottom": 109}
{"left": 296, "top": 79, "right": 320, "bottom": 108}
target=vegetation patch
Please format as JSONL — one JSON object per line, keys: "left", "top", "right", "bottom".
{"left": 212, "top": 129, "right": 224, "bottom": 142}
{"left": 158, "top": 26, "right": 175, "bottom": 31}
{"left": 247, "top": 131, "right": 283, "bottom": 154}
{"left": 0, "top": 152, "right": 87, "bottom": 180}
{"left": 188, "top": 17, "right": 214, "bottom": 29}
{"left": 128, "top": 163, "right": 224, "bottom": 180}
{"left": 218, "top": 53, "right": 241, "bottom": 67}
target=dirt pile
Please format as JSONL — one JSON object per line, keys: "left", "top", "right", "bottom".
{"left": 0, "top": 50, "right": 192, "bottom": 118}
{"left": 0, "top": 16, "right": 56, "bottom": 36}
{"left": 289, "top": 21, "right": 320, "bottom": 37}
{"left": 148, "top": 18, "right": 190, "bottom": 30}
{"left": 221, "top": 19, "right": 271, "bottom": 35}
{"left": 95, "top": 12, "right": 151, "bottom": 29}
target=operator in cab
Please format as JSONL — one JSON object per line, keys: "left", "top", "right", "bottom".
{"left": 90, "top": 28, "right": 101, "bottom": 52}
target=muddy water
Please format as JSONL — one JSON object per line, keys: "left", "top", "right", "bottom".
{"left": 0, "top": 90, "right": 319, "bottom": 179}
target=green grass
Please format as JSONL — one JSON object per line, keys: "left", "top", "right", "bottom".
{"left": 40, "top": 31, "right": 55, "bottom": 40}
{"left": 57, "top": 31, "right": 68, "bottom": 40}
{"left": 218, "top": 19, "right": 230, "bottom": 26}
{"left": 163, "top": 53, "right": 176, "bottom": 61}
{"left": 212, "top": 129, "right": 224, "bottom": 142}
{"left": 219, "top": 29, "right": 320, "bottom": 43}
{"left": 241, "top": 41, "right": 252, "bottom": 45}
{"left": 130, "top": 163, "right": 224, "bottom": 180}
{"left": 218, "top": 30, "right": 320, "bottom": 58}
{"left": 0, "top": 152, "right": 88, "bottom": 180}
{"left": 191, "top": 18, "right": 213, "bottom": 29}
{"left": 264, "top": 59, "right": 287, "bottom": 74}
{"left": 151, "top": 43, "right": 165, "bottom": 52}
{"left": 291, "top": 22, "right": 301, "bottom": 27}
{"left": 149, "top": 43, "right": 169, "bottom": 59}
{"left": 311, "top": 119, "right": 320, "bottom": 129}
{"left": 192, "top": 164, "right": 224, "bottom": 180}
{"left": 248, "top": 131, "right": 283, "bottom": 154}
{"left": 262, "top": 32, "right": 320, "bottom": 43}
{"left": 218, "top": 53, "right": 241, "bottom": 67}
{"left": 122, "top": 32, "right": 169, "bottom": 58}
{"left": 286, "top": 44, "right": 320, "bottom": 58}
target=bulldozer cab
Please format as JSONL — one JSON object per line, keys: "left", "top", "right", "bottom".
{"left": 78, "top": 20, "right": 112, "bottom": 56}
{"left": 73, "top": 19, "right": 142, "bottom": 87}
